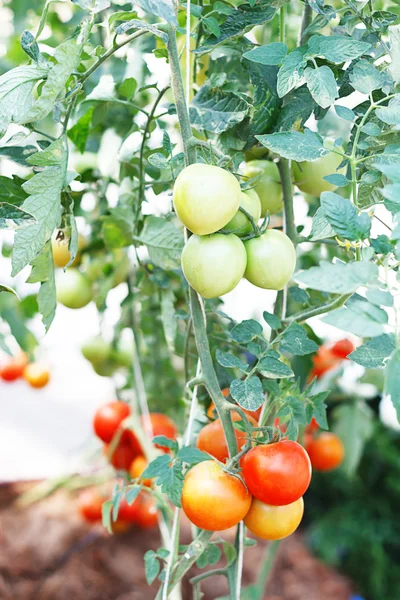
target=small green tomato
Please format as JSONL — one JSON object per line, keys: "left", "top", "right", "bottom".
{"left": 244, "top": 229, "right": 296, "bottom": 290}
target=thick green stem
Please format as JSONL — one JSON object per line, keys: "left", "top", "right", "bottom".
{"left": 252, "top": 541, "right": 280, "bottom": 600}
{"left": 277, "top": 159, "right": 296, "bottom": 244}
{"left": 300, "top": 2, "right": 313, "bottom": 44}
{"left": 283, "top": 292, "right": 352, "bottom": 325}
{"left": 279, "top": 5, "right": 286, "bottom": 44}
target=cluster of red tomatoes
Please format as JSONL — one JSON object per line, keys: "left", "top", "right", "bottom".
{"left": 78, "top": 401, "right": 177, "bottom": 530}
{"left": 0, "top": 353, "right": 50, "bottom": 388}
{"left": 173, "top": 162, "right": 296, "bottom": 299}
{"left": 310, "top": 338, "right": 355, "bottom": 379}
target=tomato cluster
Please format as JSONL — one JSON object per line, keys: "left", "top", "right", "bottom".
{"left": 173, "top": 162, "right": 296, "bottom": 299}
{"left": 0, "top": 353, "right": 50, "bottom": 389}
{"left": 310, "top": 338, "right": 355, "bottom": 379}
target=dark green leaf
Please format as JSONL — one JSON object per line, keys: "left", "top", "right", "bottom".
{"left": 258, "top": 355, "right": 294, "bottom": 378}
{"left": 178, "top": 447, "right": 209, "bottom": 465}
{"left": 323, "top": 174, "right": 349, "bottom": 187}
{"left": 20, "top": 30, "right": 42, "bottom": 62}
{"left": 230, "top": 376, "right": 264, "bottom": 411}
{"left": 216, "top": 348, "right": 248, "bottom": 371}
{"left": 0, "top": 203, "right": 36, "bottom": 229}
{"left": 280, "top": 323, "right": 319, "bottom": 355}
{"left": 262, "top": 310, "right": 281, "bottom": 330}
{"left": 276, "top": 49, "right": 307, "bottom": 97}
{"left": 243, "top": 42, "right": 288, "bottom": 65}
{"left": 68, "top": 108, "right": 94, "bottom": 153}
{"left": 230, "top": 319, "right": 263, "bottom": 343}
{"left": 320, "top": 192, "right": 371, "bottom": 241}
{"left": 257, "top": 128, "right": 326, "bottom": 161}
{"left": 26, "top": 242, "right": 56, "bottom": 331}
{"left": 349, "top": 334, "right": 395, "bottom": 369}
{"left": 190, "top": 86, "right": 249, "bottom": 134}
{"left": 304, "top": 65, "right": 338, "bottom": 109}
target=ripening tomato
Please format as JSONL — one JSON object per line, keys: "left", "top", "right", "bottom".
{"left": 77, "top": 488, "right": 104, "bottom": 522}
{"left": 181, "top": 233, "right": 247, "bottom": 298}
{"left": 130, "top": 456, "right": 152, "bottom": 487}
{"left": 119, "top": 491, "right": 158, "bottom": 528}
{"left": 145, "top": 413, "right": 177, "bottom": 450}
{"left": 173, "top": 163, "right": 241, "bottom": 235}
{"left": 56, "top": 268, "right": 93, "bottom": 309}
{"left": 330, "top": 339, "right": 355, "bottom": 359}
{"left": 244, "top": 496, "right": 304, "bottom": 540}
{"left": 0, "top": 353, "right": 28, "bottom": 382}
{"left": 197, "top": 412, "right": 258, "bottom": 462}
{"left": 52, "top": 233, "right": 85, "bottom": 268}
{"left": 293, "top": 146, "right": 346, "bottom": 196}
{"left": 305, "top": 432, "right": 345, "bottom": 472}
{"left": 242, "top": 441, "right": 312, "bottom": 506}
{"left": 23, "top": 362, "right": 50, "bottom": 388}
{"left": 94, "top": 401, "right": 131, "bottom": 443}
{"left": 241, "top": 160, "right": 283, "bottom": 216}
{"left": 244, "top": 229, "right": 296, "bottom": 290}
{"left": 311, "top": 346, "right": 340, "bottom": 378}
{"left": 225, "top": 189, "right": 262, "bottom": 237}
{"left": 105, "top": 440, "right": 137, "bottom": 470}
{"left": 181, "top": 460, "right": 252, "bottom": 531}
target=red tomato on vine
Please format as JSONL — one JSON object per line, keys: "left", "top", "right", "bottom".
{"left": 197, "top": 411, "right": 257, "bottom": 462}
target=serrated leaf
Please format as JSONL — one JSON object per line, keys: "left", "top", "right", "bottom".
{"left": 243, "top": 42, "right": 288, "bottom": 65}
{"left": 216, "top": 349, "right": 248, "bottom": 371}
{"left": 308, "top": 35, "right": 371, "bottom": 64}
{"left": 332, "top": 401, "right": 374, "bottom": 476}
{"left": 257, "top": 128, "right": 326, "bottom": 161}
{"left": 196, "top": 543, "right": 221, "bottom": 568}
{"left": 385, "top": 350, "right": 400, "bottom": 421}
{"left": 134, "top": 216, "right": 184, "bottom": 270}
{"left": 152, "top": 436, "right": 179, "bottom": 453}
{"left": 144, "top": 550, "right": 161, "bottom": 585}
{"left": 276, "top": 396, "right": 306, "bottom": 440}
{"left": 26, "top": 242, "right": 56, "bottom": 331}
{"left": 141, "top": 454, "right": 171, "bottom": 479}
{"left": 294, "top": 260, "right": 378, "bottom": 294}
{"left": 143, "top": 455, "right": 184, "bottom": 507}
{"left": 230, "top": 319, "right": 263, "bottom": 343}
{"left": 190, "top": 86, "right": 249, "bottom": 134}
{"left": 133, "top": 0, "right": 177, "bottom": 25}
{"left": 178, "top": 447, "right": 209, "bottom": 465}
{"left": 263, "top": 310, "right": 281, "bottom": 330}
{"left": 349, "top": 59, "right": 389, "bottom": 94}
{"left": 320, "top": 192, "right": 371, "bottom": 241}
{"left": 280, "top": 323, "right": 319, "bottom": 356}
{"left": 349, "top": 334, "right": 395, "bottom": 369}
{"left": 258, "top": 355, "right": 294, "bottom": 378}
{"left": 275, "top": 86, "right": 317, "bottom": 132}
{"left": 277, "top": 49, "right": 307, "bottom": 97}
{"left": 309, "top": 207, "right": 336, "bottom": 241}
{"left": 12, "top": 137, "right": 68, "bottom": 276}
{"left": 304, "top": 66, "right": 338, "bottom": 109}
{"left": 68, "top": 108, "right": 94, "bottom": 153}
{"left": 230, "top": 376, "right": 264, "bottom": 411}
{"left": 309, "top": 391, "right": 329, "bottom": 429}
{"left": 0, "top": 203, "right": 36, "bottom": 229}
{"left": 323, "top": 295, "right": 388, "bottom": 337}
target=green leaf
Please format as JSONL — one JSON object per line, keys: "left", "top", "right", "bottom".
{"left": 349, "top": 59, "right": 389, "bottom": 94}
{"left": 68, "top": 108, "right": 94, "bottom": 153}
{"left": 216, "top": 349, "right": 248, "bottom": 371}
{"left": 178, "top": 447, "right": 209, "bottom": 465}
{"left": 385, "top": 350, "right": 400, "bottom": 421}
{"left": 304, "top": 65, "right": 338, "bottom": 109}
{"left": 323, "top": 296, "right": 388, "bottom": 337}
{"left": 0, "top": 145, "right": 38, "bottom": 166}
{"left": 243, "top": 42, "right": 288, "bottom": 65}
{"left": 0, "top": 203, "right": 36, "bottom": 229}
{"left": 134, "top": 216, "right": 184, "bottom": 270}
{"left": 309, "top": 206, "right": 336, "bottom": 241}
{"left": 0, "top": 284, "right": 19, "bottom": 298}
{"left": 262, "top": 310, "right": 281, "bottom": 330}
{"left": 25, "top": 38, "right": 82, "bottom": 123}
{"left": 142, "top": 455, "right": 184, "bottom": 507}
{"left": 152, "top": 436, "right": 178, "bottom": 453}
{"left": 133, "top": 0, "right": 177, "bottom": 25}
{"left": 230, "top": 376, "right": 264, "bottom": 411}
{"left": 196, "top": 543, "right": 222, "bottom": 568}
{"left": 308, "top": 35, "right": 371, "bottom": 64}
{"left": 275, "top": 86, "right": 317, "bottom": 132}
{"left": 257, "top": 128, "right": 326, "bottom": 161}
{"left": 258, "top": 354, "right": 294, "bottom": 378}
{"left": 195, "top": 4, "right": 277, "bottom": 55}
{"left": 332, "top": 401, "right": 374, "bottom": 476}
{"left": 349, "top": 334, "right": 395, "bottom": 369}
{"left": 141, "top": 455, "right": 171, "bottom": 479}
{"left": 294, "top": 260, "right": 378, "bottom": 294}
{"left": 101, "top": 207, "right": 133, "bottom": 249}
{"left": 376, "top": 96, "right": 400, "bottom": 125}
{"left": 12, "top": 137, "right": 68, "bottom": 276}
{"left": 335, "top": 104, "right": 355, "bottom": 122}
{"left": 366, "top": 287, "right": 394, "bottom": 307}
{"left": 21, "top": 30, "right": 42, "bottom": 63}
{"left": 72, "top": 0, "right": 110, "bottom": 12}
{"left": 309, "top": 391, "right": 329, "bottom": 430}
{"left": 230, "top": 319, "right": 263, "bottom": 343}
{"left": 144, "top": 550, "right": 161, "bottom": 585}
{"left": 203, "top": 16, "right": 221, "bottom": 37}
{"left": 222, "top": 542, "right": 237, "bottom": 567}
{"left": 118, "top": 77, "right": 137, "bottom": 99}
{"left": 0, "top": 64, "right": 49, "bottom": 135}
{"left": 26, "top": 242, "right": 56, "bottom": 331}
{"left": 190, "top": 86, "right": 249, "bottom": 134}
{"left": 101, "top": 500, "right": 113, "bottom": 534}
{"left": 323, "top": 173, "right": 349, "bottom": 187}
{"left": 161, "top": 288, "right": 176, "bottom": 353}
{"left": 280, "top": 323, "right": 319, "bottom": 356}
{"left": 0, "top": 175, "right": 27, "bottom": 205}
{"left": 320, "top": 192, "right": 371, "bottom": 241}
{"left": 276, "top": 396, "right": 306, "bottom": 441}
{"left": 114, "top": 19, "right": 169, "bottom": 42}
{"left": 277, "top": 49, "right": 307, "bottom": 97}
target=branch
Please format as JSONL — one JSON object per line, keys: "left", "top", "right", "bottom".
{"left": 283, "top": 293, "right": 352, "bottom": 325}
{"left": 300, "top": 2, "right": 313, "bottom": 44}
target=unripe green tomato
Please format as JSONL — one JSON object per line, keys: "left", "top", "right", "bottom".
{"left": 225, "top": 189, "right": 262, "bottom": 237}
{"left": 173, "top": 163, "right": 241, "bottom": 235}
{"left": 92, "top": 360, "right": 118, "bottom": 377}
{"left": 244, "top": 229, "right": 296, "bottom": 290}
{"left": 181, "top": 233, "right": 247, "bottom": 298}
{"left": 241, "top": 160, "right": 283, "bottom": 217}
{"left": 112, "top": 339, "right": 134, "bottom": 368}
{"left": 293, "top": 148, "right": 346, "bottom": 196}
{"left": 56, "top": 269, "right": 93, "bottom": 309}
{"left": 81, "top": 336, "right": 112, "bottom": 365}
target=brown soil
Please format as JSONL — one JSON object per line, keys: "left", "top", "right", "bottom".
{"left": 0, "top": 483, "right": 353, "bottom": 600}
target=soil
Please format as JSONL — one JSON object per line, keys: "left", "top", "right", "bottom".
{"left": 0, "top": 483, "right": 354, "bottom": 600}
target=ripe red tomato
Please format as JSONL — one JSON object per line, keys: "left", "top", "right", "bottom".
{"left": 130, "top": 455, "right": 152, "bottom": 487}
{"left": 242, "top": 441, "right": 312, "bottom": 506}
{"left": 311, "top": 346, "right": 340, "bottom": 378}
{"left": 104, "top": 440, "right": 136, "bottom": 470}
{"left": 244, "top": 496, "right": 304, "bottom": 540}
{"left": 305, "top": 432, "right": 344, "bottom": 471}
{"left": 0, "top": 353, "right": 28, "bottom": 382}
{"left": 118, "top": 491, "right": 158, "bottom": 528}
{"left": 330, "top": 339, "right": 355, "bottom": 359}
{"left": 77, "top": 488, "right": 104, "bottom": 522}
{"left": 144, "top": 413, "right": 177, "bottom": 451}
{"left": 197, "top": 411, "right": 257, "bottom": 462}
{"left": 93, "top": 401, "right": 131, "bottom": 443}
{"left": 23, "top": 362, "right": 50, "bottom": 388}
{"left": 182, "top": 460, "right": 252, "bottom": 531}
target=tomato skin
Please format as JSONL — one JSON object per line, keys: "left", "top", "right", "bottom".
{"left": 145, "top": 413, "right": 177, "bottom": 450}
{"left": 305, "top": 432, "right": 344, "bottom": 471}
{"left": 52, "top": 234, "right": 85, "bottom": 268}
{"left": 173, "top": 163, "right": 241, "bottom": 235}
{"left": 330, "top": 339, "right": 355, "bottom": 359}
{"left": 130, "top": 456, "right": 152, "bottom": 487}
{"left": 94, "top": 401, "right": 131, "bottom": 443}
{"left": 181, "top": 233, "right": 247, "bottom": 299}
{"left": 81, "top": 337, "right": 112, "bottom": 365}
{"left": 245, "top": 229, "right": 296, "bottom": 291}
{"left": 23, "top": 363, "right": 50, "bottom": 388}
{"left": 118, "top": 492, "right": 158, "bottom": 528}
{"left": 225, "top": 189, "right": 262, "bottom": 237}
{"left": 242, "top": 441, "right": 312, "bottom": 506}
{"left": 0, "top": 353, "right": 28, "bottom": 382}
{"left": 105, "top": 440, "right": 136, "bottom": 470}
{"left": 197, "top": 412, "right": 257, "bottom": 462}
{"left": 241, "top": 160, "right": 283, "bottom": 216}
{"left": 182, "top": 461, "right": 252, "bottom": 531}
{"left": 293, "top": 147, "right": 346, "bottom": 196}
{"left": 56, "top": 268, "right": 93, "bottom": 309}
{"left": 78, "top": 489, "right": 104, "bottom": 522}
{"left": 244, "top": 497, "right": 304, "bottom": 540}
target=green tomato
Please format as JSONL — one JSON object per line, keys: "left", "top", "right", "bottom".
{"left": 173, "top": 164, "right": 241, "bottom": 235}
{"left": 225, "top": 189, "right": 262, "bottom": 237}
{"left": 244, "top": 229, "right": 296, "bottom": 290}
{"left": 92, "top": 360, "right": 118, "bottom": 377}
{"left": 81, "top": 336, "right": 112, "bottom": 365}
{"left": 111, "top": 339, "right": 134, "bottom": 368}
{"left": 56, "top": 268, "right": 93, "bottom": 309}
{"left": 181, "top": 233, "right": 247, "bottom": 298}
{"left": 293, "top": 148, "right": 346, "bottom": 196}
{"left": 241, "top": 160, "right": 283, "bottom": 217}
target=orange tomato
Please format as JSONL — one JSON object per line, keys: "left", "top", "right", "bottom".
{"left": 305, "top": 432, "right": 345, "bottom": 471}
{"left": 244, "top": 496, "right": 304, "bottom": 540}
{"left": 181, "top": 460, "right": 252, "bottom": 531}
{"left": 77, "top": 488, "right": 104, "bottom": 522}
{"left": 104, "top": 441, "right": 136, "bottom": 471}
{"left": 23, "top": 362, "right": 50, "bottom": 388}
{"left": 330, "top": 338, "right": 355, "bottom": 359}
{"left": 310, "top": 346, "right": 341, "bottom": 378}
{"left": 197, "top": 411, "right": 257, "bottom": 462}
{"left": 130, "top": 455, "right": 152, "bottom": 487}
{"left": 0, "top": 353, "right": 28, "bottom": 382}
